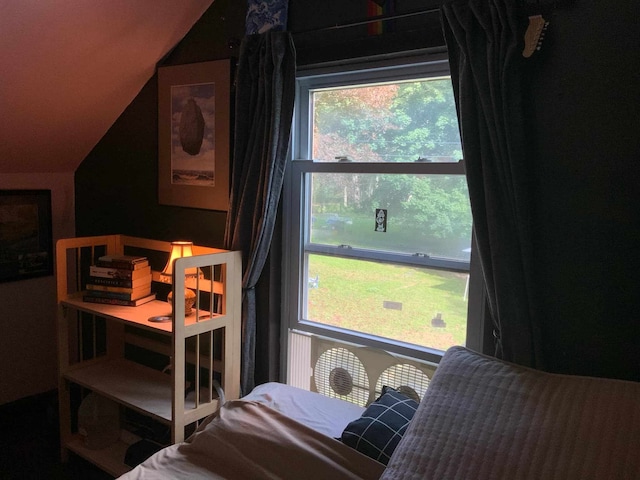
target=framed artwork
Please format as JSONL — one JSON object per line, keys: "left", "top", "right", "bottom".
{"left": 0, "top": 190, "right": 53, "bottom": 282}
{"left": 158, "top": 59, "right": 231, "bottom": 210}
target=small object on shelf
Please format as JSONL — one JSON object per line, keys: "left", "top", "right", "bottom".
{"left": 78, "top": 393, "right": 121, "bottom": 450}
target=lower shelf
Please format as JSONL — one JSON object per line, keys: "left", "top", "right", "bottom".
{"left": 64, "top": 358, "right": 220, "bottom": 425}
{"left": 66, "top": 433, "right": 139, "bottom": 478}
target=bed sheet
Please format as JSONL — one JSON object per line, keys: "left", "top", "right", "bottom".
{"left": 119, "top": 399, "right": 384, "bottom": 480}
{"left": 242, "top": 382, "right": 365, "bottom": 439}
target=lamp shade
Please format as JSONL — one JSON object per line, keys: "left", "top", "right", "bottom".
{"left": 161, "top": 241, "right": 198, "bottom": 277}
{"left": 160, "top": 241, "right": 200, "bottom": 316}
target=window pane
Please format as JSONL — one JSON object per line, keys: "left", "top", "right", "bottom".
{"left": 311, "top": 78, "right": 461, "bottom": 163}
{"left": 309, "top": 172, "right": 471, "bottom": 260}
{"left": 305, "top": 254, "right": 469, "bottom": 352}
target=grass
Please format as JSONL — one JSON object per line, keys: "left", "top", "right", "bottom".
{"left": 307, "top": 255, "right": 468, "bottom": 351}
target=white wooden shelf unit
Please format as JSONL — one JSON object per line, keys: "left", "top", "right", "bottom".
{"left": 55, "top": 235, "right": 242, "bottom": 477}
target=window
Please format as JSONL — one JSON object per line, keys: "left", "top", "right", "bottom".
{"left": 283, "top": 57, "right": 481, "bottom": 365}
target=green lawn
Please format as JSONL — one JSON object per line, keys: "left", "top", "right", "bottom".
{"left": 307, "top": 255, "right": 468, "bottom": 351}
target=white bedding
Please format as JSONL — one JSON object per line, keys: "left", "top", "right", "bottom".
{"left": 119, "top": 348, "right": 640, "bottom": 480}
{"left": 242, "top": 382, "right": 365, "bottom": 439}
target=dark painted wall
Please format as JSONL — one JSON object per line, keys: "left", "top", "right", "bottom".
{"left": 289, "top": 0, "right": 446, "bottom": 65}
{"left": 526, "top": 2, "right": 640, "bottom": 380}
{"left": 75, "top": 0, "right": 245, "bottom": 247}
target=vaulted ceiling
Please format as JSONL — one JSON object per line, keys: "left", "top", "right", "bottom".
{"left": 0, "top": 0, "right": 214, "bottom": 174}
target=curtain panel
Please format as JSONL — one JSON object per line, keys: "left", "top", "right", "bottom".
{"left": 224, "top": 30, "right": 296, "bottom": 394}
{"left": 441, "top": 0, "right": 543, "bottom": 368}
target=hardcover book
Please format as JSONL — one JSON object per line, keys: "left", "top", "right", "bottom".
{"left": 83, "top": 288, "right": 152, "bottom": 302}
{"left": 82, "top": 293, "right": 156, "bottom": 307}
{"left": 86, "top": 283, "right": 152, "bottom": 296}
{"left": 89, "top": 265, "right": 151, "bottom": 280}
{"left": 95, "top": 260, "right": 150, "bottom": 270}
{"left": 96, "top": 255, "right": 149, "bottom": 270}
{"left": 98, "top": 254, "right": 148, "bottom": 264}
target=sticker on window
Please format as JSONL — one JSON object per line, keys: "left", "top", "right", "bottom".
{"left": 375, "top": 209, "right": 387, "bottom": 232}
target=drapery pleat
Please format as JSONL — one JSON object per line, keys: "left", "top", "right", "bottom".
{"left": 224, "top": 30, "right": 296, "bottom": 394}
{"left": 441, "top": 0, "right": 543, "bottom": 368}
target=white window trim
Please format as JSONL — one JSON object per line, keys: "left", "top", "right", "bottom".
{"left": 281, "top": 55, "right": 485, "bottom": 375}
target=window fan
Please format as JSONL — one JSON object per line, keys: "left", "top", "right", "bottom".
{"left": 312, "top": 347, "right": 370, "bottom": 406}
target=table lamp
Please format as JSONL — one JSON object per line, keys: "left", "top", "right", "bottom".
{"left": 160, "top": 241, "right": 201, "bottom": 316}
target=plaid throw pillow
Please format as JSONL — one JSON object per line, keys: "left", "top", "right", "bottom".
{"left": 341, "top": 386, "right": 419, "bottom": 465}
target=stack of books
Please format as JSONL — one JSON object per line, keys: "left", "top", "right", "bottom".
{"left": 84, "top": 254, "right": 156, "bottom": 306}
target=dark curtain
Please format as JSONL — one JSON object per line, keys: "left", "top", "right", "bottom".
{"left": 224, "top": 30, "right": 296, "bottom": 394}
{"left": 441, "top": 0, "right": 543, "bottom": 368}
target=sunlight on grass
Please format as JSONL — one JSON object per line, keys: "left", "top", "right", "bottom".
{"left": 307, "top": 255, "right": 468, "bottom": 351}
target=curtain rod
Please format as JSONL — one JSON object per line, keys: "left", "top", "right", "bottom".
{"left": 293, "top": 8, "right": 442, "bottom": 36}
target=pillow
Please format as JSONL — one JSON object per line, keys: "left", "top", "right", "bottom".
{"left": 341, "top": 386, "right": 419, "bottom": 465}
{"left": 381, "top": 346, "right": 640, "bottom": 480}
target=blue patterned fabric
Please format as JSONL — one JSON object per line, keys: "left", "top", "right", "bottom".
{"left": 246, "top": 0, "right": 289, "bottom": 35}
{"left": 341, "top": 386, "right": 419, "bottom": 465}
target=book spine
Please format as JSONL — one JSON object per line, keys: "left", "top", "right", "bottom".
{"left": 88, "top": 277, "right": 134, "bottom": 287}
{"left": 87, "top": 277, "right": 151, "bottom": 288}
{"left": 86, "top": 282, "right": 150, "bottom": 293}
{"left": 89, "top": 265, "right": 151, "bottom": 279}
{"left": 97, "top": 255, "right": 148, "bottom": 265}
{"left": 95, "top": 260, "right": 149, "bottom": 271}
{"left": 83, "top": 290, "right": 139, "bottom": 301}
{"left": 90, "top": 266, "right": 134, "bottom": 279}
{"left": 83, "top": 293, "right": 155, "bottom": 306}
{"left": 83, "top": 295, "right": 140, "bottom": 306}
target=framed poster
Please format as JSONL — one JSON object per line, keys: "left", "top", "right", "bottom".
{"left": 158, "top": 59, "right": 231, "bottom": 210}
{"left": 0, "top": 190, "right": 53, "bottom": 282}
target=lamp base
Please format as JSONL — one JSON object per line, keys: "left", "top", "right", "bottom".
{"left": 167, "top": 287, "right": 197, "bottom": 316}
{"left": 148, "top": 315, "right": 172, "bottom": 323}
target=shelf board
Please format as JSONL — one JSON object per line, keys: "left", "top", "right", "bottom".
{"left": 61, "top": 297, "right": 223, "bottom": 334}
{"left": 64, "top": 359, "right": 219, "bottom": 425}
{"left": 66, "top": 434, "right": 135, "bottom": 478}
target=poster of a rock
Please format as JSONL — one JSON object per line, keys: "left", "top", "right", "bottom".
{"left": 170, "top": 82, "right": 216, "bottom": 187}
{"left": 158, "top": 59, "right": 230, "bottom": 210}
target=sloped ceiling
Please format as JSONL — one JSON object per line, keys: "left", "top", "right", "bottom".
{"left": 0, "top": 0, "right": 214, "bottom": 174}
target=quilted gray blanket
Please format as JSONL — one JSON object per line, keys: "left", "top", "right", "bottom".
{"left": 382, "top": 346, "right": 640, "bottom": 480}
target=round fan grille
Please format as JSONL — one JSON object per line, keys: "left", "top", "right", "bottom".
{"left": 314, "top": 347, "right": 369, "bottom": 406}
{"left": 375, "top": 363, "right": 431, "bottom": 402}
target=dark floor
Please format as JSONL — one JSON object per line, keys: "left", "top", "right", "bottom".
{"left": 0, "top": 390, "right": 114, "bottom": 480}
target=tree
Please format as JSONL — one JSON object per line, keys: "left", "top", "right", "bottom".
{"left": 309, "top": 78, "right": 471, "bottom": 254}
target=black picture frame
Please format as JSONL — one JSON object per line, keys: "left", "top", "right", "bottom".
{"left": 0, "top": 189, "right": 54, "bottom": 282}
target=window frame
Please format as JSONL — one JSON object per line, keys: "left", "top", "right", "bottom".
{"left": 282, "top": 55, "right": 484, "bottom": 368}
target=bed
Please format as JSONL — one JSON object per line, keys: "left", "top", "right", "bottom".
{"left": 119, "top": 346, "right": 640, "bottom": 480}
{"left": 118, "top": 382, "right": 385, "bottom": 479}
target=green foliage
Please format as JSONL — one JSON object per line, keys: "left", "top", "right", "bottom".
{"left": 389, "top": 80, "right": 462, "bottom": 160}
{"left": 310, "top": 77, "right": 470, "bottom": 245}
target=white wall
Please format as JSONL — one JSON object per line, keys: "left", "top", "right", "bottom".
{"left": 0, "top": 173, "right": 75, "bottom": 404}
